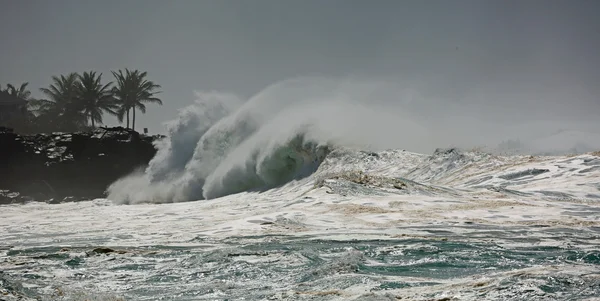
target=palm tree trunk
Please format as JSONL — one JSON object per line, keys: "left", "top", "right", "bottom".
{"left": 126, "top": 108, "right": 130, "bottom": 128}
{"left": 132, "top": 108, "right": 136, "bottom": 131}
{"left": 91, "top": 112, "right": 95, "bottom": 129}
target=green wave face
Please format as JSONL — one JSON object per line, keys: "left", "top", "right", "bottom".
{"left": 202, "top": 133, "right": 331, "bottom": 200}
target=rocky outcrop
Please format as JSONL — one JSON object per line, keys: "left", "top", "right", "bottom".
{"left": 0, "top": 127, "right": 163, "bottom": 204}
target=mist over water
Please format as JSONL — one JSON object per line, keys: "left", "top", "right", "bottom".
{"left": 107, "top": 76, "right": 600, "bottom": 204}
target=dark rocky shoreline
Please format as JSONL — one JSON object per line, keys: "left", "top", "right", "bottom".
{"left": 0, "top": 127, "right": 163, "bottom": 204}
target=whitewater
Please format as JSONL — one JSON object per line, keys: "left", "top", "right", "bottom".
{"left": 1, "top": 77, "right": 600, "bottom": 300}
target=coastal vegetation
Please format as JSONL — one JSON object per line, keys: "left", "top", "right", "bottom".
{"left": 0, "top": 69, "right": 162, "bottom": 133}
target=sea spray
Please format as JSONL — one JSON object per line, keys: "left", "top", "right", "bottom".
{"left": 146, "top": 91, "right": 244, "bottom": 183}
{"left": 107, "top": 91, "right": 244, "bottom": 204}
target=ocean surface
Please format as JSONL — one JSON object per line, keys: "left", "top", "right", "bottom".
{"left": 2, "top": 148, "right": 600, "bottom": 300}
{"left": 2, "top": 79, "right": 600, "bottom": 300}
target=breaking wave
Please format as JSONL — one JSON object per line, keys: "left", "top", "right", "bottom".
{"left": 107, "top": 77, "right": 433, "bottom": 203}
{"left": 106, "top": 76, "right": 600, "bottom": 204}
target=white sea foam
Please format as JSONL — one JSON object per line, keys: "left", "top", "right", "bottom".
{"left": 3, "top": 148, "right": 600, "bottom": 300}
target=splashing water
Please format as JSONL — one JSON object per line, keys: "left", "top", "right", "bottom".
{"left": 107, "top": 77, "right": 432, "bottom": 203}
{"left": 106, "top": 76, "right": 600, "bottom": 204}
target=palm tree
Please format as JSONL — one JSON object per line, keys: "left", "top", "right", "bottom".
{"left": 111, "top": 69, "right": 133, "bottom": 128}
{"left": 111, "top": 69, "right": 162, "bottom": 131}
{"left": 4, "top": 82, "right": 32, "bottom": 100}
{"left": 37, "top": 73, "right": 86, "bottom": 131}
{"left": 78, "top": 71, "right": 117, "bottom": 128}
{"left": 1, "top": 82, "right": 36, "bottom": 131}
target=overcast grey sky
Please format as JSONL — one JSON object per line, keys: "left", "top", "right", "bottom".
{"left": 1, "top": 0, "right": 599, "bottom": 133}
